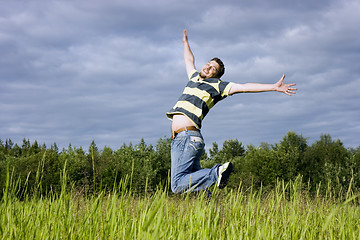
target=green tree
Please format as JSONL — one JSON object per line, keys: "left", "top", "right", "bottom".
{"left": 348, "top": 146, "right": 360, "bottom": 189}
{"left": 301, "top": 134, "right": 349, "bottom": 192}
{"left": 88, "top": 140, "right": 100, "bottom": 192}
{"left": 274, "top": 131, "right": 308, "bottom": 182}
{"left": 236, "top": 132, "right": 308, "bottom": 189}
{"left": 209, "top": 142, "right": 219, "bottom": 160}
{"left": 60, "top": 144, "right": 89, "bottom": 192}
{"left": 210, "top": 139, "right": 245, "bottom": 162}
{"left": 97, "top": 146, "right": 119, "bottom": 190}
{"left": 155, "top": 137, "right": 171, "bottom": 188}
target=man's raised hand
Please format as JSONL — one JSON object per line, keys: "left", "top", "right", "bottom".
{"left": 275, "top": 74, "right": 297, "bottom": 96}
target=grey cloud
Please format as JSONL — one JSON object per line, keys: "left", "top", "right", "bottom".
{"left": 1, "top": 0, "right": 359, "bottom": 149}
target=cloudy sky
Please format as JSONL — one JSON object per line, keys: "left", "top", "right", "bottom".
{"left": 1, "top": 0, "right": 359, "bottom": 151}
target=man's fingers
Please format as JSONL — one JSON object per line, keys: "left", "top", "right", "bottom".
{"left": 280, "top": 74, "right": 285, "bottom": 81}
{"left": 183, "top": 30, "right": 188, "bottom": 43}
{"left": 288, "top": 88, "right": 297, "bottom": 91}
{"left": 284, "top": 89, "right": 296, "bottom": 96}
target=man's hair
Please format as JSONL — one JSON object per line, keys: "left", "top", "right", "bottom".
{"left": 210, "top": 57, "right": 225, "bottom": 78}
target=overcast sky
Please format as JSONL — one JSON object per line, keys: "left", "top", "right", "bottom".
{"left": 1, "top": 0, "right": 359, "bottom": 151}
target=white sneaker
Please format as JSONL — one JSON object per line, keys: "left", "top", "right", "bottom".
{"left": 217, "top": 162, "right": 233, "bottom": 189}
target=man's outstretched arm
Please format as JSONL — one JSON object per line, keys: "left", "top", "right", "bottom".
{"left": 183, "top": 30, "right": 196, "bottom": 77}
{"left": 228, "top": 74, "right": 297, "bottom": 96}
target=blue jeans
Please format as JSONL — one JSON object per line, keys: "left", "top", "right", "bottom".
{"left": 171, "top": 130, "right": 220, "bottom": 193}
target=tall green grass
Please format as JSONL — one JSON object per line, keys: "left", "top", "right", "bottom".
{"left": 1, "top": 168, "right": 360, "bottom": 239}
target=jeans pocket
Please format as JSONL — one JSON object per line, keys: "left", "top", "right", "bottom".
{"left": 189, "top": 136, "right": 205, "bottom": 151}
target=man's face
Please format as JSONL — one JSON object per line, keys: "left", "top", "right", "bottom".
{"left": 199, "top": 60, "right": 220, "bottom": 79}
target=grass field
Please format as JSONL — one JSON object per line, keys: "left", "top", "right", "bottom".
{"left": 1, "top": 176, "right": 360, "bottom": 239}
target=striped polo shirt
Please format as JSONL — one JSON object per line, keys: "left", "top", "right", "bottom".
{"left": 166, "top": 69, "right": 234, "bottom": 129}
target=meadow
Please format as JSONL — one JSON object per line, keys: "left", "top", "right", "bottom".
{"left": 1, "top": 174, "right": 360, "bottom": 240}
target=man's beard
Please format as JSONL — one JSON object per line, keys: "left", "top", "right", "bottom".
{"left": 199, "top": 72, "right": 206, "bottom": 78}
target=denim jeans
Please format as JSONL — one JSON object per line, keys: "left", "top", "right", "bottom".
{"left": 171, "top": 130, "right": 220, "bottom": 193}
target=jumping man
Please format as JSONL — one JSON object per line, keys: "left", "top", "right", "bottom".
{"left": 166, "top": 30, "right": 297, "bottom": 194}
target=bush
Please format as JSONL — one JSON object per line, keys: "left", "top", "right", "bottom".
{"left": 0, "top": 132, "right": 358, "bottom": 198}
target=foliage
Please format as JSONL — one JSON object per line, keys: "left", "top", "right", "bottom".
{"left": 0, "top": 132, "right": 359, "bottom": 197}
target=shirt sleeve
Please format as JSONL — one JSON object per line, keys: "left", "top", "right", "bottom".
{"left": 188, "top": 69, "right": 199, "bottom": 80}
{"left": 221, "top": 81, "right": 235, "bottom": 98}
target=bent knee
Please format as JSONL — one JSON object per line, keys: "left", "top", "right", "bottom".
{"left": 171, "top": 182, "right": 182, "bottom": 194}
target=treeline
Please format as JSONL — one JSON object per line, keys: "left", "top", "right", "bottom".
{"left": 1, "top": 132, "right": 360, "bottom": 198}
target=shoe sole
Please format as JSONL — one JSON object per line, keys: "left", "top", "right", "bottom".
{"left": 217, "top": 162, "right": 233, "bottom": 189}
